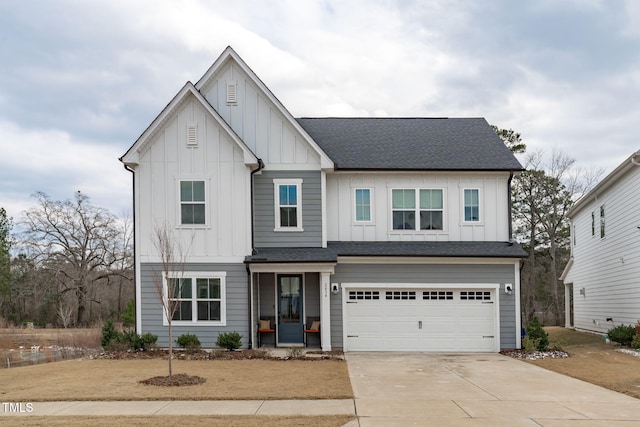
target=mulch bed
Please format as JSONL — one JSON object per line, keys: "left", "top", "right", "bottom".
{"left": 95, "top": 348, "right": 344, "bottom": 361}
{"left": 140, "top": 373, "right": 206, "bottom": 387}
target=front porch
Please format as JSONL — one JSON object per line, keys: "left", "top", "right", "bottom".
{"left": 248, "top": 263, "right": 335, "bottom": 351}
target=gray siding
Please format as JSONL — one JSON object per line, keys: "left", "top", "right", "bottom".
{"left": 140, "top": 262, "right": 250, "bottom": 348}
{"left": 330, "top": 263, "right": 517, "bottom": 350}
{"left": 254, "top": 170, "right": 322, "bottom": 247}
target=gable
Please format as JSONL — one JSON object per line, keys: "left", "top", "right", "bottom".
{"left": 195, "top": 47, "right": 333, "bottom": 170}
{"left": 120, "top": 82, "right": 258, "bottom": 168}
{"left": 297, "top": 118, "right": 523, "bottom": 171}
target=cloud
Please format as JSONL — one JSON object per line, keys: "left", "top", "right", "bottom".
{"left": 0, "top": 120, "right": 131, "bottom": 221}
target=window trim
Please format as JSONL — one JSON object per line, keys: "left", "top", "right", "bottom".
{"left": 591, "top": 211, "right": 595, "bottom": 237}
{"left": 390, "top": 188, "right": 446, "bottom": 232}
{"left": 353, "top": 188, "right": 373, "bottom": 223}
{"left": 178, "top": 179, "right": 207, "bottom": 228}
{"left": 462, "top": 188, "right": 482, "bottom": 224}
{"left": 162, "top": 271, "right": 227, "bottom": 326}
{"left": 599, "top": 204, "right": 605, "bottom": 239}
{"left": 273, "top": 179, "right": 303, "bottom": 232}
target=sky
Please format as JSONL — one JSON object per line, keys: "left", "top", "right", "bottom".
{"left": 1, "top": 0, "right": 639, "bottom": 222}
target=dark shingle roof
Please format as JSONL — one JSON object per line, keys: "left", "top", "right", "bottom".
{"left": 245, "top": 241, "right": 526, "bottom": 263}
{"left": 296, "top": 117, "right": 523, "bottom": 171}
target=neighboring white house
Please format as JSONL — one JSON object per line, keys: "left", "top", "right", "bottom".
{"left": 561, "top": 151, "right": 640, "bottom": 333}
{"left": 120, "top": 46, "right": 526, "bottom": 352}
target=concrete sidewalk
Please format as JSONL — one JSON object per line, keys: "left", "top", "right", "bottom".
{"left": 1, "top": 399, "right": 356, "bottom": 417}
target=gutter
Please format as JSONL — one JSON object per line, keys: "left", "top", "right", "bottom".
{"left": 247, "top": 158, "right": 265, "bottom": 349}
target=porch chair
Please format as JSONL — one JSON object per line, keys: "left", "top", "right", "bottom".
{"left": 303, "top": 317, "right": 321, "bottom": 348}
{"left": 257, "top": 317, "right": 275, "bottom": 348}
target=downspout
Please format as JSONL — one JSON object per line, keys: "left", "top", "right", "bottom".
{"left": 122, "top": 163, "right": 137, "bottom": 333}
{"left": 247, "top": 158, "right": 265, "bottom": 349}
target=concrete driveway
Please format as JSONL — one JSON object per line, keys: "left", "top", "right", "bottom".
{"left": 344, "top": 352, "right": 640, "bottom": 426}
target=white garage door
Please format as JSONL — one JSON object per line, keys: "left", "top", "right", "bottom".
{"left": 344, "top": 288, "right": 497, "bottom": 352}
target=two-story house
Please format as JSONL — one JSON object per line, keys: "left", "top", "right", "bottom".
{"left": 120, "top": 46, "right": 525, "bottom": 352}
{"left": 561, "top": 151, "right": 640, "bottom": 333}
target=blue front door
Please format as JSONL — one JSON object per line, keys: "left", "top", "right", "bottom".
{"left": 278, "top": 275, "right": 303, "bottom": 343}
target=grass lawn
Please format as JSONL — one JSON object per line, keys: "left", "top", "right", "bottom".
{"left": 0, "top": 358, "right": 353, "bottom": 401}
{"left": 525, "top": 326, "right": 640, "bottom": 399}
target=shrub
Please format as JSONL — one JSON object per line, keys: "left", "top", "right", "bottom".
{"left": 121, "top": 300, "right": 135, "bottom": 329}
{"left": 101, "top": 320, "right": 119, "bottom": 348}
{"left": 631, "top": 334, "right": 640, "bottom": 350}
{"left": 176, "top": 333, "right": 201, "bottom": 353}
{"left": 522, "top": 336, "right": 541, "bottom": 354}
{"left": 216, "top": 332, "right": 242, "bottom": 350}
{"left": 525, "top": 317, "right": 549, "bottom": 351}
{"left": 607, "top": 324, "right": 636, "bottom": 346}
{"left": 101, "top": 320, "right": 157, "bottom": 351}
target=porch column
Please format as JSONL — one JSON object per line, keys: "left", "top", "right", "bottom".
{"left": 320, "top": 272, "right": 332, "bottom": 351}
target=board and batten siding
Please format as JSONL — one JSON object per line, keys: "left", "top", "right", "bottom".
{"left": 329, "top": 263, "right": 518, "bottom": 350}
{"left": 198, "top": 60, "right": 321, "bottom": 169}
{"left": 326, "top": 172, "right": 511, "bottom": 242}
{"left": 566, "top": 165, "right": 640, "bottom": 333}
{"left": 254, "top": 170, "right": 323, "bottom": 247}
{"left": 139, "top": 263, "right": 249, "bottom": 348}
{"left": 135, "top": 93, "right": 252, "bottom": 261}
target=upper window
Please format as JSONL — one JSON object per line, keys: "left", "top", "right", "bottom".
{"left": 274, "top": 179, "right": 303, "bottom": 231}
{"left": 180, "top": 180, "right": 205, "bottom": 225}
{"left": 392, "top": 189, "right": 444, "bottom": 231}
{"left": 600, "top": 205, "right": 605, "bottom": 238}
{"left": 354, "top": 188, "right": 372, "bottom": 222}
{"left": 165, "top": 272, "right": 226, "bottom": 325}
{"left": 463, "top": 189, "right": 480, "bottom": 222}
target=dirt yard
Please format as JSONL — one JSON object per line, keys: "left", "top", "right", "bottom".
{"left": 523, "top": 326, "right": 640, "bottom": 399}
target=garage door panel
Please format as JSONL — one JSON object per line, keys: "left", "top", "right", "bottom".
{"left": 345, "top": 287, "right": 496, "bottom": 352}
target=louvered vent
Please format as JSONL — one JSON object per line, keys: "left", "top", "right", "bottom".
{"left": 226, "top": 82, "right": 237, "bottom": 104}
{"left": 187, "top": 123, "right": 198, "bottom": 146}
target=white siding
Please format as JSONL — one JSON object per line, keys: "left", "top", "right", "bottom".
{"left": 566, "top": 165, "right": 640, "bottom": 333}
{"left": 326, "top": 172, "right": 511, "bottom": 242}
{"left": 198, "top": 61, "right": 321, "bottom": 170}
{"left": 136, "top": 93, "right": 252, "bottom": 261}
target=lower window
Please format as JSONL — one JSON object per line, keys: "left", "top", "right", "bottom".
{"left": 164, "top": 272, "right": 226, "bottom": 325}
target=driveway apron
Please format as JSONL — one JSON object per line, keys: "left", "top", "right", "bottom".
{"left": 345, "top": 352, "right": 640, "bottom": 427}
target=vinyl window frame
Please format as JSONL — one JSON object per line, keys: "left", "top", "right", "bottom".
{"left": 273, "top": 179, "right": 303, "bottom": 232}
{"left": 353, "top": 188, "right": 373, "bottom": 223}
{"left": 390, "top": 188, "right": 445, "bottom": 231}
{"left": 163, "top": 271, "right": 227, "bottom": 326}
{"left": 462, "top": 188, "right": 481, "bottom": 223}
{"left": 178, "top": 179, "right": 207, "bottom": 227}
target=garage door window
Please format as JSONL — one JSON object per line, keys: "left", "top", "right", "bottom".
{"left": 460, "top": 291, "right": 491, "bottom": 301}
{"left": 385, "top": 291, "right": 416, "bottom": 300}
{"left": 423, "top": 291, "right": 453, "bottom": 300}
{"left": 349, "top": 290, "right": 380, "bottom": 300}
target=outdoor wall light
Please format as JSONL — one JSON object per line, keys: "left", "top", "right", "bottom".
{"left": 504, "top": 284, "right": 513, "bottom": 295}
{"left": 331, "top": 283, "right": 340, "bottom": 295}
{"left": 579, "top": 287, "right": 586, "bottom": 296}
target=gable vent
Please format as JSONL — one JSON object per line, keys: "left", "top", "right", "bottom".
{"left": 187, "top": 123, "right": 198, "bottom": 146}
{"left": 226, "top": 82, "right": 237, "bottom": 105}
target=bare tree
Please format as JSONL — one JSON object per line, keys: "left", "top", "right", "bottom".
{"left": 21, "top": 192, "right": 131, "bottom": 325}
{"left": 57, "top": 302, "right": 74, "bottom": 328}
{"left": 152, "top": 224, "right": 191, "bottom": 378}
